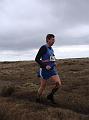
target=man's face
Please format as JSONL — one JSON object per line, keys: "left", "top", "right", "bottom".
{"left": 47, "top": 37, "right": 55, "bottom": 46}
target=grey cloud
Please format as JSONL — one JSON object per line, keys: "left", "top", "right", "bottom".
{"left": 0, "top": 0, "right": 89, "bottom": 51}
{"left": 56, "top": 35, "right": 89, "bottom": 47}
{"left": 45, "top": 0, "right": 89, "bottom": 25}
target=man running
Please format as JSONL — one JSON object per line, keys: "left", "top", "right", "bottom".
{"left": 35, "top": 34, "right": 61, "bottom": 104}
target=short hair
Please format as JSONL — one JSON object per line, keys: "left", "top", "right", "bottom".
{"left": 46, "top": 34, "right": 55, "bottom": 43}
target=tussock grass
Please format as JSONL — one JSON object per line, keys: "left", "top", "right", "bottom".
{"left": 0, "top": 58, "right": 89, "bottom": 120}
{"left": 0, "top": 85, "right": 15, "bottom": 97}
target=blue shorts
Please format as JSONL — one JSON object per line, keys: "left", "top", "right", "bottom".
{"left": 37, "top": 67, "right": 58, "bottom": 80}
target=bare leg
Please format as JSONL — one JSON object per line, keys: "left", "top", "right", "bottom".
{"left": 51, "top": 75, "right": 61, "bottom": 94}
{"left": 36, "top": 79, "right": 47, "bottom": 102}
{"left": 38, "top": 79, "right": 47, "bottom": 96}
{"left": 47, "top": 75, "right": 61, "bottom": 103}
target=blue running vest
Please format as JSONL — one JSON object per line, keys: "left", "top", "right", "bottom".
{"left": 42, "top": 44, "right": 56, "bottom": 69}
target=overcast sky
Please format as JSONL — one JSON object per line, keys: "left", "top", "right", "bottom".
{"left": 0, "top": 0, "right": 89, "bottom": 61}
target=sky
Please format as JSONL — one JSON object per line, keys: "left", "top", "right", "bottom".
{"left": 0, "top": 0, "right": 89, "bottom": 61}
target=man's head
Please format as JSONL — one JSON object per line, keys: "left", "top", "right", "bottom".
{"left": 46, "top": 34, "right": 55, "bottom": 46}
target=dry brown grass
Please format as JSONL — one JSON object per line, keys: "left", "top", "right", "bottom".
{"left": 0, "top": 58, "right": 89, "bottom": 120}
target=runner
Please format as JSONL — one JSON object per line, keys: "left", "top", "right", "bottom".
{"left": 35, "top": 34, "right": 61, "bottom": 104}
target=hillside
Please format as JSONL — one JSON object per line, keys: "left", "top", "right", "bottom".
{"left": 0, "top": 58, "right": 89, "bottom": 120}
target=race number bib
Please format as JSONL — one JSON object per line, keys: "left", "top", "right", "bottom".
{"left": 50, "top": 56, "right": 56, "bottom": 61}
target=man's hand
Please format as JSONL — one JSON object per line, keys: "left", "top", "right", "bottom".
{"left": 46, "top": 65, "right": 51, "bottom": 70}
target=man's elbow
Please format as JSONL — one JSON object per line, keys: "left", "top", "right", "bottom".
{"left": 35, "top": 57, "right": 37, "bottom": 62}
{"left": 35, "top": 57, "right": 38, "bottom": 63}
